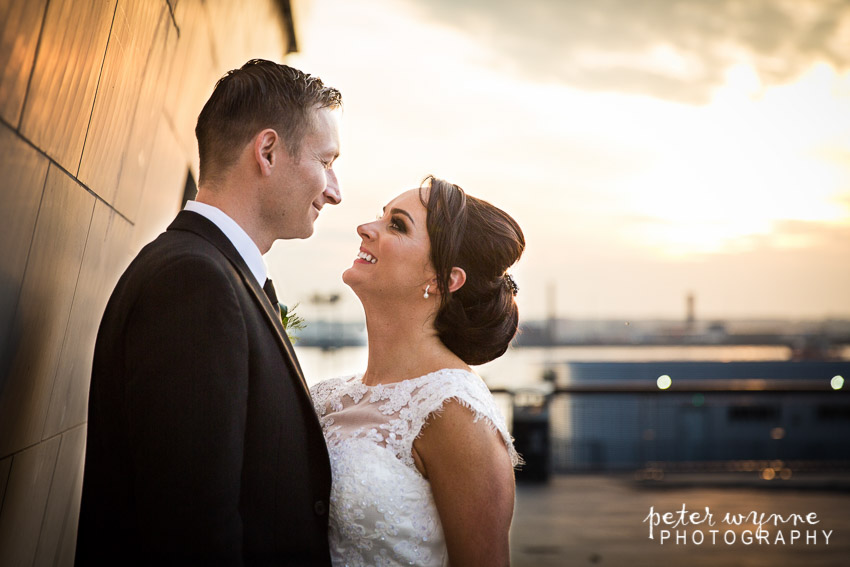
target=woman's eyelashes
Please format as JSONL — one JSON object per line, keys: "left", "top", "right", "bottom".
{"left": 388, "top": 215, "right": 407, "bottom": 233}
{"left": 375, "top": 212, "right": 408, "bottom": 234}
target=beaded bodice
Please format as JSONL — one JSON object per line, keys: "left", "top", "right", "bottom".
{"left": 310, "top": 368, "right": 519, "bottom": 567}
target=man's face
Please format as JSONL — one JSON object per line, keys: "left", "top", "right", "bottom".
{"left": 268, "top": 106, "right": 341, "bottom": 239}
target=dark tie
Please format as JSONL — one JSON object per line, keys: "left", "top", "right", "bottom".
{"left": 263, "top": 278, "right": 278, "bottom": 306}
{"left": 263, "top": 278, "right": 288, "bottom": 320}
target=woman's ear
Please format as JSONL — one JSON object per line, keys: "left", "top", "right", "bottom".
{"left": 254, "top": 129, "right": 279, "bottom": 175}
{"left": 447, "top": 267, "right": 466, "bottom": 293}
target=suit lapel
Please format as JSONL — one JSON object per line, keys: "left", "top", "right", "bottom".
{"left": 167, "top": 211, "right": 311, "bottom": 396}
{"left": 250, "top": 278, "right": 311, "bottom": 394}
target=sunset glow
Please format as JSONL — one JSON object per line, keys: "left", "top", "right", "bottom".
{"left": 627, "top": 63, "right": 850, "bottom": 256}
{"left": 275, "top": 0, "right": 850, "bottom": 320}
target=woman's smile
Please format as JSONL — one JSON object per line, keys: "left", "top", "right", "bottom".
{"left": 355, "top": 247, "right": 378, "bottom": 264}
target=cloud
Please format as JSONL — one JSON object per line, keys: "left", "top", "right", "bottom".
{"left": 750, "top": 218, "right": 850, "bottom": 250}
{"left": 398, "top": 0, "right": 850, "bottom": 104}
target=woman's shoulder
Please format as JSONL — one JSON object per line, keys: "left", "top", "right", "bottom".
{"left": 377, "top": 368, "right": 490, "bottom": 414}
{"left": 410, "top": 367, "right": 482, "bottom": 389}
{"left": 412, "top": 368, "right": 521, "bottom": 468}
{"left": 412, "top": 368, "right": 497, "bottom": 408}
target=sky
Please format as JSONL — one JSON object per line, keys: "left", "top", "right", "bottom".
{"left": 269, "top": 0, "right": 850, "bottom": 323}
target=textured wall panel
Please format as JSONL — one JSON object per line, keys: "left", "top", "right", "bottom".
{"left": 205, "top": 0, "right": 287, "bottom": 72}
{"left": 19, "top": 0, "right": 116, "bottom": 174}
{"left": 43, "top": 202, "right": 133, "bottom": 439}
{"left": 162, "top": 0, "right": 215, "bottom": 179}
{"left": 0, "top": 167, "right": 94, "bottom": 458}
{"left": 0, "top": 437, "right": 61, "bottom": 567}
{"left": 34, "top": 425, "right": 86, "bottom": 567}
{"left": 77, "top": 0, "right": 165, "bottom": 203}
{"left": 0, "top": 124, "right": 49, "bottom": 380}
{"left": 0, "top": 456, "right": 10, "bottom": 508}
{"left": 113, "top": 9, "right": 179, "bottom": 221}
{"left": 0, "top": 0, "right": 48, "bottom": 126}
{"left": 167, "top": 0, "right": 181, "bottom": 28}
{"left": 0, "top": 1, "right": 295, "bottom": 565}
{"left": 130, "top": 118, "right": 186, "bottom": 252}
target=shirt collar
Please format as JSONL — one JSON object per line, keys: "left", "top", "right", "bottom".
{"left": 184, "top": 200, "right": 267, "bottom": 287}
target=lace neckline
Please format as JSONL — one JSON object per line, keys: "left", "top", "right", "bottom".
{"left": 349, "top": 367, "right": 474, "bottom": 389}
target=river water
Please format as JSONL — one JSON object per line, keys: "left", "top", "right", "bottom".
{"left": 293, "top": 344, "right": 811, "bottom": 389}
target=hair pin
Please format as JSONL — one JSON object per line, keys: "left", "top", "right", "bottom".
{"left": 504, "top": 273, "right": 519, "bottom": 296}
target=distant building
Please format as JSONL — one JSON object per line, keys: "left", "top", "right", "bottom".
{"left": 686, "top": 292, "right": 696, "bottom": 329}
{"left": 549, "top": 360, "right": 850, "bottom": 471}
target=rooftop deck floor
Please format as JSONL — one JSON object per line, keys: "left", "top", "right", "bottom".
{"left": 511, "top": 474, "right": 850, "bottom": 567}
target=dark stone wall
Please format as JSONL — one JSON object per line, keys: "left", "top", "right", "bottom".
{"left": 0, "top": 1, "right": 293, "bottom": 564}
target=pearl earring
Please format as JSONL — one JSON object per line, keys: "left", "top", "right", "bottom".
{"left": 423, "top": 285, "right": 430, "bottom": 299}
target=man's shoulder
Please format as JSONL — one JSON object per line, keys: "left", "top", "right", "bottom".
{"left": 136, "top": 217, "right": 225, "bottom": 264}
{"left": 116, "top": 223, "right": 236, "bottom": 296}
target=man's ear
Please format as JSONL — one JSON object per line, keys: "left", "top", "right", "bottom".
{"left": 447, "top": 267, "right": 466, "bottom": 293}
{"left": 254, "top": 129, "right": 279, "bottom": 175}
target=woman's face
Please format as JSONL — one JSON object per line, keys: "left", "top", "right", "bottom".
{"left": 342, "top": 188, "right": 435, "bottom": 301}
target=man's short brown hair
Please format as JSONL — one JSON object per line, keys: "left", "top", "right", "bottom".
{"left": 195, "top": 59, "right": 342, "bottom": 185}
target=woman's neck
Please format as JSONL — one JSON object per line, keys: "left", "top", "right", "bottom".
{"left": 360, "top": 303, "right": 467, "bottom": 386}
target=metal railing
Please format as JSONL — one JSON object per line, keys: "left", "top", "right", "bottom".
{"left": 490, "top": 382, "right": 850, "bottom": 480}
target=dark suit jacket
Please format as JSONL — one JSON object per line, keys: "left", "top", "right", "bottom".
{"left": 76, "top": 211, "right": 332, "bottom": 566}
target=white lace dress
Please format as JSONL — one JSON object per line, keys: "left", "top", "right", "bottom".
{"left": 310, "top": 368, "right": 519, "bottom": 567}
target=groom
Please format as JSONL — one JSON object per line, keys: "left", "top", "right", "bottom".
{"left": 76, "top": 60, "right": 341, "bottom": 566}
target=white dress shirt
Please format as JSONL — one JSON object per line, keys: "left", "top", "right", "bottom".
{"left": 183, "top": 201, "right": 267, "bottom": 288}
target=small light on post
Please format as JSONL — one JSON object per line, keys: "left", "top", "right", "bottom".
{"left": 831, "top": 375, "right": 844, "bottom": 390}
{"left": 657, "top": 375, "right": 672, "bottom": 390}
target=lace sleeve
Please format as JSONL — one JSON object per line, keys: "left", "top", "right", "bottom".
{"left": 404, "top": 369, "right": 521, "bottom": 468}
{"left": 310, "top": 376, "right": 349, "bottom": 416}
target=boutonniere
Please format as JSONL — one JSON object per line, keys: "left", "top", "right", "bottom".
{"left": 278, "top": 302, "right": 306, "bottom": 343}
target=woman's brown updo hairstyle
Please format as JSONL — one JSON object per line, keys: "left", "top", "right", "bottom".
{"left": 420, "top": 176, "right": 525, "bottom": 365}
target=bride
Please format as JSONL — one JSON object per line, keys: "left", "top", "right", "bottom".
{"left": 310, "top": 176, "right": 525, "bottom": 566}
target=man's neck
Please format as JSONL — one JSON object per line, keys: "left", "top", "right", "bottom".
{"left": 195, "top": 186, "right": 271, "bottom": 254}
